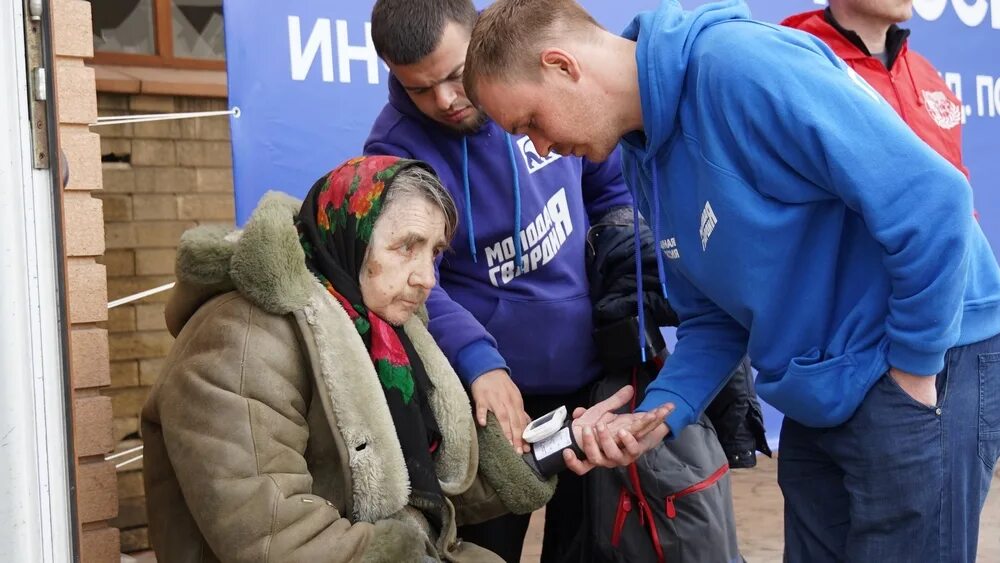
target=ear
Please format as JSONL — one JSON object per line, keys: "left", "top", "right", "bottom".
{"left": 540, "top": 48, "right": 582, "bottom": 82}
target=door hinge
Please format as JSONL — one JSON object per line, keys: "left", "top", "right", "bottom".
{"left": 24, "top": 0, "right": 48, "bottom": 169}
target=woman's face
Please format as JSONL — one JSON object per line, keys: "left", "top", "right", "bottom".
{"left": 360, "top": 196, "right": 449, "bottom": 325}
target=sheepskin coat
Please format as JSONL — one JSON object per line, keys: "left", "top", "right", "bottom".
{"left": 141, "top": 193, "right": 555, "bottom": 563}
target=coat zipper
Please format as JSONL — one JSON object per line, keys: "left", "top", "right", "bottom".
{"left": 665, "top": 463, "right": 730, "bottom": 519}
{"left": 611, "top": 488, "right": 632, "bottom": 547}
{"left": 620, "top": 366, "right": 666, "bottom": 563}
{"left": 627, "top": 461, "right": 665, "bottom": 563}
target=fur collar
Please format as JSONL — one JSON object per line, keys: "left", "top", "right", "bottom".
{"left": 173, "top": 192, "right": 475, "bottom": 521}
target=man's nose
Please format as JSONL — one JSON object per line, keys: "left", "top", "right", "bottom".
{"left": 435, "top": 85, "right": 458, "bottom": 111}
{"left": 530, "top": 133, "right": 553, "bottom": 157}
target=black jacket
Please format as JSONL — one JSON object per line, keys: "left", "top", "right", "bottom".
{"left": 586, "top": 207, "right": 770, "bottom": 467}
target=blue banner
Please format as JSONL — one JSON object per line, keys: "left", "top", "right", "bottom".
{"left": 225, "top": 0, "right": 1000, "bottom": 446}
{"left": 226, "top": 0, "right": 999, "bottom": 254}
{"left": 224, "top": 0, "right": 658, "bottom": 222}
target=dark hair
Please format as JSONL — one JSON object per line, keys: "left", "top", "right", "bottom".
{"left": 371, "top": 0, "right": 479, "bottom": 65}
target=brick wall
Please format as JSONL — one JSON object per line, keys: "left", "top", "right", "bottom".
{"left": 95, "top": 91, "right": 235, "bottom": 552}
{"left": 51, "top": 1, "right": 119, "bottom": 560}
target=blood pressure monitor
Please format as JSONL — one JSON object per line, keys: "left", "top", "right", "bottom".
{"left": 521, "top": 406, "right": 586, "bottom": 478}
{"left": 522, "top": 405, "right": 567, "bottom": 443}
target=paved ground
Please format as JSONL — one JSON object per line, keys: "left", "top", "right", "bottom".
{"left": 521, "top": 455, "right": 1000, "bottom": 562}
{"left": 127, "top": 455, "right": 1000, "bottom": 562}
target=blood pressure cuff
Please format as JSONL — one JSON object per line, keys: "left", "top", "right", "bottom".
{"left": 523, "top": 420, "right": 586, "bottom": 478}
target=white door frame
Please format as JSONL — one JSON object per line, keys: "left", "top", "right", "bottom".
{"left": 0, "top": 0, "right": 76, "bottom": 560}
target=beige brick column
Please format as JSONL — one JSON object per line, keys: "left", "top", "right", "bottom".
{"left": 96, "top": 91, "right": 235, "bottom": 552}
{"left": 51, "top": 0, "right": 119, "bottom": 560}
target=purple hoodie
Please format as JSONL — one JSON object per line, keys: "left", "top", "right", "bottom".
{"left": 364, "top": 76, "right": 632, "bottom": 394}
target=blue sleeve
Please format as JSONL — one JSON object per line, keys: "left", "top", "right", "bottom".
{"left": 620, "top": 154, "right": 748, "bottom": 433}
{"left": 700, "top": 25, "right": 973, "bottom": 376}
{"left": 581, "top": 148, "right": 633, "bottom": 224}
{"left": 454, "top": 339, "right": 508, "bottom": 387}
{"left": 635, "top": 269, "right": 749, "bottom": 434}
{"left": 424, "top": 265, "right": 509, "bottom": 386}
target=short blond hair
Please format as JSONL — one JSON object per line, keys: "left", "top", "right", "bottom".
{"left": 464, "top": 0, "right": 602, "bottom": 104}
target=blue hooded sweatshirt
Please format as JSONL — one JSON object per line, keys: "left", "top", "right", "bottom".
{"left": 364, "top": 76, "right": 632, "bottom": 394}
{"left": 622, "top": 1, "right": 1000, "bottom": 432}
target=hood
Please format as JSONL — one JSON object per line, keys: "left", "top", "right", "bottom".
{"left": 782, "top": 9, "right": 870, "bottom": 61}
{"left": 622, "top": 0, "right": 750, "bottom": 157}
{"left": 780, "top": 9, "right": 821, "bottom": 31}
{"left": 387, "top": 74, "right": 435, "bottom": 126}
{"left": 782, "top": 9, "right": 911, "bottom": 66}
{"left": 165, "top": 191, "right": 314, "bottom": 337}
{"left": 780, "top": 9, "right": 822, "bottom": 32}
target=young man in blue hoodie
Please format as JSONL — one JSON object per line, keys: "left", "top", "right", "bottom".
{"left": 364, "top": 1, "right": 643, "bottom": 561}
{"left": 465, "top": 0, "right": 1000, "bottom": 561}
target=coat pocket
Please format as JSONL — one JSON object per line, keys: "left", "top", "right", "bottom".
{"left": 663, "top": 463, "right": 729, "bottom": 520}
{"left": 758, "top": 348, "right": 858, "bottom": 428}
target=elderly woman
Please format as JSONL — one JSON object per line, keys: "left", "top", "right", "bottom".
{"left": 142, "top": 156, "right": 666, "bottom": 562}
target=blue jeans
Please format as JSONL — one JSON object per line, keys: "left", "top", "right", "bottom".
{"left": 778, "top": 333, "right": 1000, "bottom": 562}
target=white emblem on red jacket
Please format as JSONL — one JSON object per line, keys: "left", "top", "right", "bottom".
{"left": 921, "top": 90, "right": 961, "bottom": 130}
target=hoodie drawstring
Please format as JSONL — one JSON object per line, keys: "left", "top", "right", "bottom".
{"left": 461, "top": 136, "right": 477, "bottom": 262}
{"left": 505, "top": 134, "right": 524, "bottom": 271}
{"left": 461, "top": 134, "right": 525, "bottom": 271}
{"left": 633, "top": 195, "right": 648, "bottom": 364}
{"left": 630, "top": 157, "right": 670, "bottom": 363}
{"left": 629, "top": 158, "right": 648, "bottom": 363}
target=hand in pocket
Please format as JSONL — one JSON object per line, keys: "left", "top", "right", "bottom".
{"left": 889, "top": 367, "right": 937, "bottom": 408}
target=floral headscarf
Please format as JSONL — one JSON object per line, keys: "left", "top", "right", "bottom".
{"left": 297, "top": 156, "right": 446, "bottom": 528}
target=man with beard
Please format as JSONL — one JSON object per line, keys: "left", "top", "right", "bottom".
{"left": 364, "top": 3, "right": 764, "bottom": 562}
{"left": 364, "top": 2, "right": 635, "bottom": 561}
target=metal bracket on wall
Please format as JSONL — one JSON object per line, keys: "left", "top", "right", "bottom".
{"left": 24, "top": 0, "right": 48, "bottom": 169}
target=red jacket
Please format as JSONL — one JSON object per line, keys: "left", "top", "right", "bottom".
{"left": 783, "top": 10, "right": 969, "bottom": 179}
